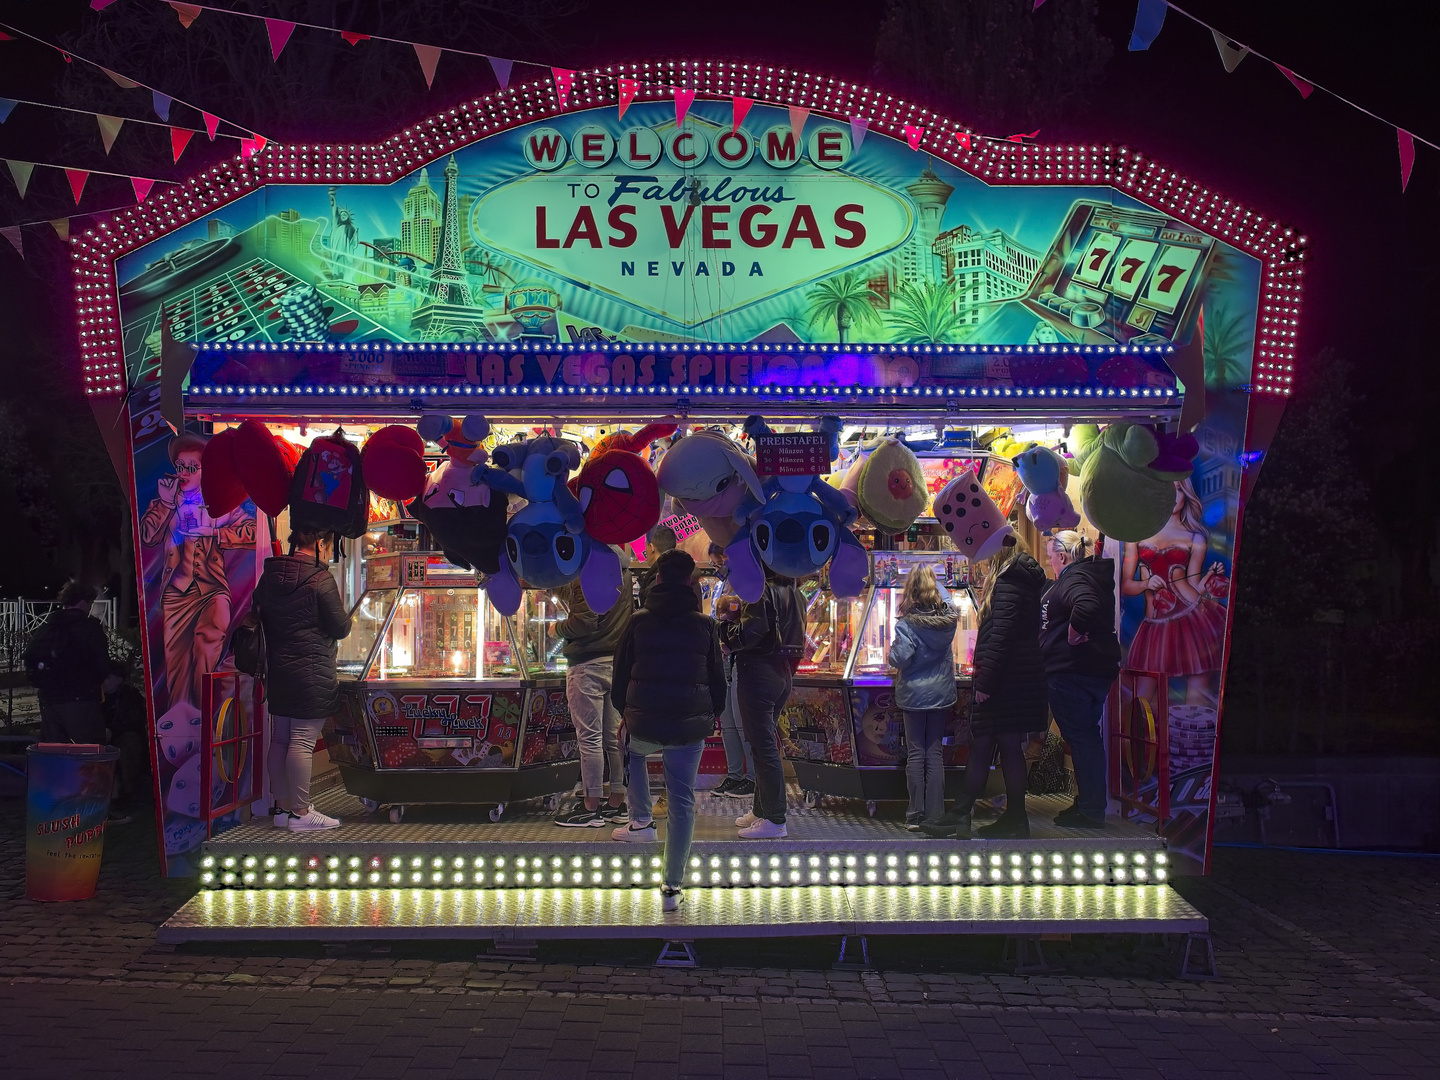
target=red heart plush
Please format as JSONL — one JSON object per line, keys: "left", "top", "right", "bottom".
{"left": 233, "top": 419, "right": 300, "bottom": 517}
{"left": 199, "top": 427, "right": 246, "bottom": 517}
{"left": 362, "top": 425, "right": 428, "bottom": 501}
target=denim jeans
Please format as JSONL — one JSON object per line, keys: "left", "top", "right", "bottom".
{"left": 717, "top": 660, "right": 753, "bottom": 781}
{"left": 734, "top": 655, "right": 793, "bottom": 824}
{"left": 1047, "top": 673, "right": 1115, "bottom": 818}
{"left": 625, "top": 733, "right": 706, "bottom": 890}
{"left": 567, "top": 657, "right": 624, "bottom": 801}
{"left": 903, "top": 708, "right": 948, "bottom": 823}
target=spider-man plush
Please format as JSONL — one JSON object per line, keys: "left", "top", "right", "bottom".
{"left": 569, "top": 422, "right": 676, "bottom": 545}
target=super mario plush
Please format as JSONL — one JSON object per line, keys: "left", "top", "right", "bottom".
{"left": 379, "top": 414, "right": 511, "bottom": 575}
{"left": 724, "top": 415, "right": 867, "bottom": 602}
{"left": 1067, "top": 422, "right": 1198, "bottom": 541}
{"left": 655, "top": 428, "right": 764, "bottom": 548}
{"left": 570, "top": 421, "right": 675, "bottom": 545}
{"left": 475, "top": 435, "right": 620, "bottom": 616}
{"left": 838, "top": 437, "right": 928, "bottom": 534}
{"left": 1014, "top": 445, "right": 1081, "bottom": 533}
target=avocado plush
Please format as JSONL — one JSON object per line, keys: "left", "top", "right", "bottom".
{"left": 1067, "top": 422, "right": 1197, "bottom": 541}
{"left": 841, "top": 438, "right": 928, "bottom": 533}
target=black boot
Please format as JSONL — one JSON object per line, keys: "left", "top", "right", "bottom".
{"left": 975, "top": 806, "right": 1029, "bottom": 839}
{"left": 919, "top": 802, "right": 973, "bottom": 839}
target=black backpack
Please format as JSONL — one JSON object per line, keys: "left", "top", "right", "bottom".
{"left": 289, "top": 431, "right": 368, "bottom": 539}
{"left": 24, "top": 615, "right": 77, "bottom": 693}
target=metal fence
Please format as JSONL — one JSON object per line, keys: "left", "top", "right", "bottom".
{"left": 0, "top": 599, "right": 117, "bottom": 667}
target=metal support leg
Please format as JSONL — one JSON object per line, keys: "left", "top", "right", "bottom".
{"left": 656, "top": 940, "right": 697, "bottom": 968}
{"left": 1179, "top": 932, "right": 1219, "bottom": 980}
{"left": 834, "top": 935, "right": 871, "bottom": 970}
{"left": 1003, "top": 935, "right": 1048, "bottom": 974}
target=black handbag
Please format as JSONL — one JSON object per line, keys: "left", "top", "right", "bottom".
{"left": 231, "top": 602, "right": 267, "bottom": 678}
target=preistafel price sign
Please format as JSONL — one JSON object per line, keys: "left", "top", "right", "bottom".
{"left": 754, "top": 433, "right": 833, "bottom": 476}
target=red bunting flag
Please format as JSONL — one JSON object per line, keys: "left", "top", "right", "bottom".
{"left": 253, "top": 134, "right": 268, "bottom": 152}
{"left": 132, "top": 176, "right": 154, "bottom": 202}
{"left": 552, "top": 68, "right": 574, "bottom": 110}
{"left": 673, "top": 87, "right": 696, "bottom": 126}
{"left": 1033, "top": 0, "right": 1047, "bottom": 7}
{"left": 903, "top": 125, "right": 923, "bottom": 151}
{"left": 414, "top": 44, "right": 442, "bottom": 89}
{"left": 1398, "top": 129, "right": 1416, "bottom": 191}
{"left": 849, "top": 116, "right": 868, "bottom": 149}
{"left": 1007, "top": 129, "right": 1041, "bottom": 142}
{"left": 487, "top": 56, "right": 513, "bottom": 90}
{"left": 1, "top": 226, "right": 20, "bottom": 257}
{"left": 241, "top": 138, "right": 257, "bottom": 160}
{"left": 955, "top": 131, "right": 972, "bottom": 152}
{"left": 617, "top": 78, "right": 639, "bottom": 120}
{"left": 65, "top": 169, "right": 89, "bottom": 204}
{"left": 0, "top": 32, "right": 11, "bottom": 41}
{"left": 340, "top": 31, "right": 369, "bottom": 46}
{"left": 1275, "top": 64, "right": 1314, "bottom": 98}
{"left": 91, "top": 0, "right": 120, "bottom": 9}
{"left": 732, "top": 96, "right": 754, "bottom": 132}
{"left": 265, "top": 19, "right": 296, "bottom": 61}
{"left": 203, "top": 112, "right": 219, "bottom": 140}
{"left": 171, "top": 127, "right": 194, "bottom": 162}
{"left": 788, "top": 105, "right": 810, "bottom": 148}
{"left": 169, "top": 3, "right": 201, "bottom": 28}
{"left": 96, "top": 114, "right": 125, "bottom": 154}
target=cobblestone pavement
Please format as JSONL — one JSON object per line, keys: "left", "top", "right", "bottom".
{"left": 4, "top": 797, "right": 1439, "bottom": 1077}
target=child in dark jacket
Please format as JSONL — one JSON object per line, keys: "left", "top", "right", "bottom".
{"left": 890, "top": 565, "right": 960, "bottom": 829}
{"left": 611, "top": 549, "right": 727, "bottom": 912}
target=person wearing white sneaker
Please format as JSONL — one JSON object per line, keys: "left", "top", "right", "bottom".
{"left": 611, "top": 551, "right": 728, "bottom": 898}
{"left": 256, "top": 529, "right": 353, "bottom": 834}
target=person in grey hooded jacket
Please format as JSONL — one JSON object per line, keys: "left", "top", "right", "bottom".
{"left": 890, "top": 565, "right": 960, "bottom": 828}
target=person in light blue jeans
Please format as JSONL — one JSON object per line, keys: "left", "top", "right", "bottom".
{"left": 609, "top": 550, "right": 728, "bottom": 911}
{"left": 889, "top": 565, "right": 960, "bottom": 829}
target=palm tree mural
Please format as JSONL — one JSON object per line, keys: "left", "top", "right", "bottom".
{"left": 806, "top": 271, "right": 882, "bottom": 344}
{"left": 1201, "top": 305, "right": 1254, "bottom": 389}
{"left": 886, "top": 280, "right": 966, "bottom": 344}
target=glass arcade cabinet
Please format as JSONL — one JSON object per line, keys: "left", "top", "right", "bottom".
{"left": 329, "top": 553, "right": 578, "bottom": 822}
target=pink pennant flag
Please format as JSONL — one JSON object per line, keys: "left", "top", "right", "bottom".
{"left": 788, "top": 105, "right": 809, "bottom": 148}
{"left": 169, "top": 3, "right": 201, "bottom": 29}
{"left": 202, "top": 112, "right": 219, "bottom": 140}
{"left": 955, "top": 131, "right": 972, "bottom": 152}
{"left": 552, "top": 68, "right": 574, "bottom": 110}
{"left": 1275, "top": 64, "right": 1313, "bottom": 98}
{"left": 96, "top": 114, "right": 125, "bottom": 154}
{"left": 1007, "top": 129, "right": 1041, "bottom": 143}
{"left": 1, "top": 226, "right": 20, "bottom": 257}
{"left": 1398, "top": 128, "right": 1416, "bottom": 191}
{"left": 171, "top": 127, "right": 194, "bottom": 162}
{"left": 849, "top": 115, "right": 868, "bottom": 149}
{"left": 65, "top": 169, "right": 89, "bottom": 204}
{"left": 50, "top": 218, "right": 70, "bottom": 241}
{"left": 101, "top": 67, "right": 139, "bottom": 89}
{"left": 265, "top": 19, "right": 296, "bottom": 61}
{"left": 6, "top": 160, "right": 34, "bottom": 199}
{"left": 414, "top": 44, "right": 442, "bottom": 89}
{"left": 1034, "top": 0, "right": 1047, "bottom": 6}
{"left": 673, "top": 87, "right": 696, "bottom": 126}
{"left": 617, "top": 77, "right": 639, "bottom": 119}
{"left": 91, "top": 0, "right": 121, "bottom": 9}
{"left": 732, "top": 96, "right": 754, "bottom": 132}
{"left": 903, "top": 124, "right": 923, "bottom": 151}
{"left": 240, "top": 137, "right": 257, "bottom": 160}
{"left": 487, "top": 56, "right": 513, "bottom": 89}
{"left": 131, "top": 176, "right": 154, "bottom": 202}
{"left": 340, "top": 31, "right": 370, "bottom": 46}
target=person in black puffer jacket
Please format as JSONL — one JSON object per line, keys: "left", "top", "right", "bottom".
{"left": 610, "top": 549, "right": 727, "bottom": 912}
{"left": 255, "top": 529, "right": 352, "bottom": 832}
{"left": 1040, "top": 531, "right": 1121, "bottom": 828}
{"left": 955, "top": 534, "right": 1048, "bottom": 839}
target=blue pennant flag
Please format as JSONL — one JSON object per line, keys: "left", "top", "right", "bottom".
{"left": 152, "top": 90, "right": 172, "bottom": 122}
{"left": 0, "top": 98, "right": 17, "bottom": 123}
{"left": 1129, "top": 0, "right": 1168, "bottom": 51}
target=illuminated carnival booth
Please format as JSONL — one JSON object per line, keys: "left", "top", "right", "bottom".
{"left": 69, "top": 62, "right": 1300, "bottom": 960}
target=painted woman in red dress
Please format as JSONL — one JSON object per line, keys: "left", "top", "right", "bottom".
{"left": 1120, "top": 479, "right": 1228, "bottom": 709}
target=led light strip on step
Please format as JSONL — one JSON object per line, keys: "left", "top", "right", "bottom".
{"left": 199, "top": 848, "right": 1168, "bottom": 890}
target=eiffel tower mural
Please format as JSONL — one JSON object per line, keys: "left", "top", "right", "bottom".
{"left": 411, "top": 154, "right": 490, "bottom": 342}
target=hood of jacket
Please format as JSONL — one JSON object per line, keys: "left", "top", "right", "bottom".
{"left": 1059, "top": 556, "right": 1115, "bottom": 594}
{"left": 261, "top": 554, "right": 331, "bottom": 595}
{"left": 643, "top": 581, "right": 701, "bottom": 618}
{"left": 1003, "top": 551, "right": 1049, "bottom": 594}
{"left": 903, "top": 604, "right": 959, "bottom": 645}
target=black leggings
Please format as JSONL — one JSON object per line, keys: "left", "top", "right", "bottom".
{"left": 962, "top": 732, "right": 1028, "bottom": 808}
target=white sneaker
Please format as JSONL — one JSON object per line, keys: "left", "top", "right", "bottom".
{"left": 661, "top": 887, "right": 684, "bottom": 913}
{"left": 612, "top": 821, "right": 657, "bottom": 842}
{"left": 271, "top": 807, "right": 290, "bottom": 828}
{"left": 287, "top": 809, "right": 341, "bottom": 832}
{"left": 735, "top": 811, "right": 759, "bottom": 828}
{"left": 738, "top": 819, "right": 787, "bottom": 839}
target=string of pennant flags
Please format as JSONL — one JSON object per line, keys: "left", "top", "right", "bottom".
{"left": 1118, "top": 0, "right": 1429, "bottom": 191}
